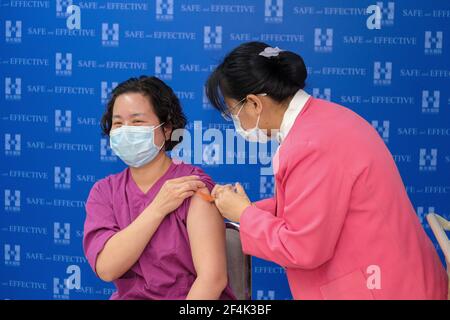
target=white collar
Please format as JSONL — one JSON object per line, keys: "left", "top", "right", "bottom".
{"left": 276, "top": 89, "right": 310, "bottom": 143}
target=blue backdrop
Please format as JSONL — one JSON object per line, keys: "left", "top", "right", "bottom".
{"left": 1, "top": 0, "right": 449, "bottom": 300}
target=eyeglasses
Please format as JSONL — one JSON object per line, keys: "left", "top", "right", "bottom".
{"left": 221, "top": 97, "right": 246, "bottom": 121}
{"left": 220, "top": 93, "right": 267, "bottom": 121}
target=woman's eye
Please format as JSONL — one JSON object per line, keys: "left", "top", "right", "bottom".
{"left": 133, "top": 120, "right": 143, "bottom": 123}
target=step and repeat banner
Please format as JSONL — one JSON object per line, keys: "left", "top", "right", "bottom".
{"left": 1, "top": 0, "right": 449, "bottom": 300}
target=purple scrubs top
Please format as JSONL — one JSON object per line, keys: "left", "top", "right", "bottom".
{"left": 83, "top": 161, "right": 236, "bottom": 300}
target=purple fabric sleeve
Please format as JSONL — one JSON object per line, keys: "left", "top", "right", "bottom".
{"left": 83, "top": 180, "right": 120, "bottom": 276}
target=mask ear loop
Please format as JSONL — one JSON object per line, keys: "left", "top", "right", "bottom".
{"left": 234, "top": 97, "right": 262, "bottom": 133}
{"left": 234, "top": 99, "right": 247, "bottom": 118}
{"left": 154, "top": 122, "right": 166, "bottom": 150}
{"left": 251, "top": 98, "right": 262, "bottom": 131}
{"left": 254, "top": 112, "right": 261, "bottom": 129}
{"left": 251, "top": 93, "right": 268, "bottom": 138}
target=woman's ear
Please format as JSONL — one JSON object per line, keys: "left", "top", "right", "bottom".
{"left": 161, "top": 123, "right": 172, "bottom": 141}
{"left": 163, "top": 124, "right": 172, "bottom": 141}
{"left": 246, "top": 94, "right": 264, "bottom": 115}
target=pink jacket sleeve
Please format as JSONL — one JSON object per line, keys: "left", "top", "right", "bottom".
{"left": 83, "top": 180, "right": 120, "bottom": 276}
{"left": 240, "top": 141, "right": 354, "bottom": 269}
{"left": 253, "top": 197, "right": 277, "bottom": 213}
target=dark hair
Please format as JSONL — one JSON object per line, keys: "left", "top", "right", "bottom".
{"left": 205, "top": 41, "right": 307, "bottom": 114}
{"left": 100, "top": 76, "right": 186, "bottom": 151}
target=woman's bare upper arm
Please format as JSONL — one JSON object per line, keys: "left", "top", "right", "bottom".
{"left": 186, "top": 187, "right": 227, "bottom": 278}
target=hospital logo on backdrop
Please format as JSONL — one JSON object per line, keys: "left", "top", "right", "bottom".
{"left": 54, "top": 166, "right": 71, "bottom": 190}
{"left": 371, "top": 120, "right": 390, "bottom": 143}
{"left": 256, "top": 290, "right": 275, "bottom": 300}
{"left": 4, "top": 244, "right": 21, "bottom": 267}
{"left": 101, "top": 81, "right": 118, "bottom": 104}
{"left": 417, "top": 206, "right": 435, "bottom": 229}
{"left": 53, "top": 277, "right": 70, "bottom": 299}
{"left": 156, "top": 0, "right": 174, "bottom": 21}
{"left": 424, "top": 31, "right": 443, "bottom": 55}
{"left": 54, "top": 222, "right": 71, "bottom": 245}
{"left": 100, "top": 138, "right": 117, "bottom": 162}
{"left": 56, "top": 0, "right": 73, "bottom": 18}
{"left": 4, "top": 133, "right": 21, "bottom": 156}
{"left": 260, "top": 176, "right": 275, "bottom": 198}
{"left": 376, "top": 1, "right": 395, "bottom": 27}
{"left": 419, "top": 148, "right": 438, "bottom": 172}
{"left": 312, "top": 88, "right": 331, "bottom": 101}
{"left": 314, "top": 28, "right": 333, "bottom": 53}
{"left": 55, "top": 110, "right": 72, "bottom": 133}
{"left": 422, "top": 90, "right": 440, "bottom": 114}
{"left": 264, "top": 0, "right": 283, "bottom": 24}
{"left": 204, "top": 26, "right": 222, "bottom": 50}
{"left": 5, "top": 20, "right": 22, "bottom": 44}
{"left": 155, "top": 56, "right": 173, "bottom": 80}
{"left": 101, "top": 23, "right": 119, "bottom": 47}
{"left": 373, "top": 61, "right": 392, "bottom": 86}
{"left": 54, "top": 266, "right": 82, "bottom": 299}
{"left": 4, "top": 189, "right": 21, "bottom": 212}
{"left": 55, "top": 53, "right": 73, "bottom": 76}
{"left": 5, "top": 77, "right": 21, "bottom": 100}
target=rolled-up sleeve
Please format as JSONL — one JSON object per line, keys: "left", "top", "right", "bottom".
{"left": 83, "top": 180, "right": 120, "bottom": 276}
{"left": 240, "top": 141, "right": 353, "bottom": 270}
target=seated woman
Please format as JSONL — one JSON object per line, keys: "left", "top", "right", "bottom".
{"left": 83, "top": 76, "right": 236, "bottom": 300}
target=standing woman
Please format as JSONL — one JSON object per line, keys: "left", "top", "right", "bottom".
{"left": 206, "top": 42, "right": 447, "bottom": 300}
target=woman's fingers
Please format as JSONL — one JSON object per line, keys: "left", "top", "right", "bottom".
{"left": 234, "top": 182, "right": 245, "bottom": 195}
{"left": 179, "top": 190, "right": 195, "bottom": 200}
{"left": 172, "top": 179, "right": 205, "bottom": 189}
{"left": 176, "top": 181, "right": 205, "bottom": 194}
{"left": 213, "top": 184, "right": 237, "bottom": 199}
{"left": 218, "top": 185, "right": 233, "bottom": 197}
{"left": 211, "top": 185, "right": 221, "bottom": 197}
{"left": 211, "top": 184, "right": 224, "bottom": 197}
{"left": 169, "top": 175, "right": 201, "bottom": 183}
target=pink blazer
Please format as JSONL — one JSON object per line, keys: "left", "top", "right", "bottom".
{"left": 240, "top": 97, "right": 448, "bottom": 300}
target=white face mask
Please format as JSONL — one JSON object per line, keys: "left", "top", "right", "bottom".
{"left": 110, "top": 123, "right": 165, "bottom": 168}
{"left": 230, "top": 96, "right": 270, "bottom": 143}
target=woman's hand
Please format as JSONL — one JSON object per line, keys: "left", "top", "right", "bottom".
{"left": 212, "top": 183, "right": 252, "bottom": 223}
{"left": 148, "top": 175, "right": 205, "bottom": 217}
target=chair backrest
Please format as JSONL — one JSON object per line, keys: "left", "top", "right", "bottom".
{"left": 225, "top": 221, "right": 252, "bottom": 300}
{"left": 426, "top": 213, "right": 450, "bottom": 299}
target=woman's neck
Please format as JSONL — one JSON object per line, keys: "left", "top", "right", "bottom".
{"left": 264, "top": 95, "right": 294, "bottom": 136}
{"left": 129, "top": 151, "right": 172, "bottom": 193}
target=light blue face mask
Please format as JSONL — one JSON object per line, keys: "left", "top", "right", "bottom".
{"left": 229, "top": 93, "right": 271, "bottom": 143}
{"left": 109, "top": 123, "right": 165, "bottom": 168}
